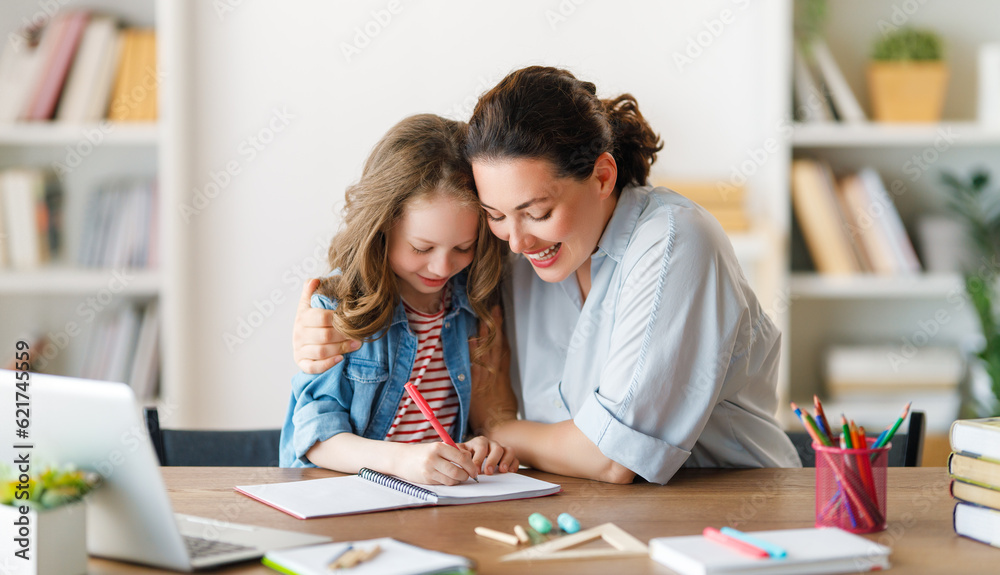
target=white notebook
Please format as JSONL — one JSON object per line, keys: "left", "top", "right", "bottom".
{"left": 236, "top": 468, "right": 560, "bottom": 519}
{"left": 650, "top": 527, "right": 891, "bottom": 575}
{"left": 263, "top": 538, "right": 472, "bottom": 575}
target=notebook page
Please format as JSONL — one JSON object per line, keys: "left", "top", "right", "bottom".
{"left": 413, "top": 472, "right": 561, "bottom": 504}
{"left": 236, "top": 475, "right": 427, "bottom": 519}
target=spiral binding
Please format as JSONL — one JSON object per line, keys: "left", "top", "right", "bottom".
{"left": 359, "top": 467, "right": 437, "bottom": 501}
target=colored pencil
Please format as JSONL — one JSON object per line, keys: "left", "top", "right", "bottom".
{"left": 791, "top": 402, "right": 832, "bottom": 447}
{"left": 813, "top": 395, "right": 832, "bottom": 444}
{"left": 874, "top": 401, "right": 911, "bottom": 449}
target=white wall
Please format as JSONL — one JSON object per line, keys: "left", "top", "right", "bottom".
{"left": 178, "top": 0, "right": 789, "bottom": 428}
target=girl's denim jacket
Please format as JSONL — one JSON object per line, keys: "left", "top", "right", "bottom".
{"left": 279, "top": 272, "right": 478, "bottom": 468}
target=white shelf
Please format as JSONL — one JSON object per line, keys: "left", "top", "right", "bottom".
{"left": 0, "top": 123, "right": 159, "bottom": 146}
{"left": 792, "top": 122, "right": 1000, "bottom": 147}
{"left": 789, "top": 273, "right": 963, "bottom": 299}
{"left": 0, "top": 268, "right": 161, "bottom": 295}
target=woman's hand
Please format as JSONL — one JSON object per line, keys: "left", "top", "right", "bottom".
{"left": 293, "top": 279, "right": 361, "bottom": 373}
{"left": 393, "top": 442, "right": 481, "bottom": 486}
{"left": 460, "top": 436, "right": 519, "bottom": 475}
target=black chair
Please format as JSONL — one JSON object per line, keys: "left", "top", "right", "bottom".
{"left": 786, "top": 410, "right": 925, "bottom": 467}
{"left": 143, "top": 407, "right": 281, "bottom": 467}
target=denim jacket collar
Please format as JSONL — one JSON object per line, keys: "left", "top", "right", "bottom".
{"left": 389, "top": 270, "right": 476, "bottom": 329}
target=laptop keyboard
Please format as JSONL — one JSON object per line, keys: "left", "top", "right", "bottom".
{"left": 183, "top": 535, "right": 255, "bottom": 559}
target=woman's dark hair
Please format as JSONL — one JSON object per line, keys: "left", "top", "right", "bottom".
{"left": 466, "top": 66, "right": 663, "bottom": 192}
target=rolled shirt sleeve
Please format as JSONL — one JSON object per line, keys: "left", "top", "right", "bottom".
{"left": 565, "top": 189, "right": 794, "bottom": 483}
{"left": 279, "top": 294, "right": 355, "bottom": 468}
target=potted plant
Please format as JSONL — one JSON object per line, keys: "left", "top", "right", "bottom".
{"left": 868, "top": 27, "right": 948, "bottom": 122}
{"left": 941, "top": 170, "right": 1000, "bottom": 417}
{"left": 0, "top": 467, "right": 102, "bottom": 575}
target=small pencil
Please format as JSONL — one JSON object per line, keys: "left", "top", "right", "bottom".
{"left": 475, "top": 526, "right": 520, "bottom": 546}
{"left": 330, "top": 545, "right": 380, "bottom": 569}
{"left": 790, "top": 402, "right": 832, "bottom": 447}
{"left": 840, "top": 415, "right": 853, "bottom": 449}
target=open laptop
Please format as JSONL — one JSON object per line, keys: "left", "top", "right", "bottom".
{"left": 0, "top": 370, "right": 329, "bottom": 571}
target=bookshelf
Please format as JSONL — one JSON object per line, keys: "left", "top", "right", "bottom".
{"left": 0, "top": 0, "right": 184, "bottom": 407}
{"left": 777, "top": 0, "right": 1000, "bottom": 440}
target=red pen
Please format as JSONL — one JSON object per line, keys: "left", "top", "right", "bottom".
{"left": 702, "top": 527, "right": 769, "bottom": 559}
{"left": 404, "top": 381, "right": 479, "bottom": 482}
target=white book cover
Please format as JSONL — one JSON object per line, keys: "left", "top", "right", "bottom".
{"left": 264, "top": 538, "right": 472, "bottom": 575}
{"left": 650, "top": 527, "right": 890, "bottom": 575}
{"left": 954, "top": 502, "right": 1000, "bottom": 548}
{"left": 57, "top": 16, "right": 118, "bottom": 123}
{"left": 1, "top": 170, "right": 42, "bottom": 269}
{"left": 0, "top": 30, "right": 44, "bottom": 123}
{"left": 858, "top": 168, "right": 921, "bottom": 274}
{"left": 793, "top": 44, "right": 833, "bottom": 123}
{"left": 105, "top": 304, "right": 141, "bottom": 384}
{"left": 810, "top": 39, "right": 867, "bottom": 123}
{"left": 128, "top": 301, "right": 159, "bottom": 399}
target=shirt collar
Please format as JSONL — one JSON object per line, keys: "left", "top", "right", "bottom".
{"left": 594, "top": 185, "right": 645, "bottom": 263}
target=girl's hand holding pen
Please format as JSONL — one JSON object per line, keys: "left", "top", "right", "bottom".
{"left": 394, "top": 441, "right": 481, "bottom": 486}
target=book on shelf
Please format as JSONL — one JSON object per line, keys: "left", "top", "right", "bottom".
{"left": 0, "top": 168, "right": 62, "bottom": 269}
{"left": 78, "top": 301, "right": 160, "bottom": 398}
{"left": 23, "top": 11, "right": 90, "bottom": 121}
{"left": 78, "top": 179, "right": 157, "bottom": 269}
{"left": 107, "top": 28, "right": 157, "bottom": 122}
{"left": 791, "top": 159, "right": 858, "bottom": 274}
{"left": 656, "top": 180, "right": 749, "bottom": 232}
{"left": 808, "top": 39, "right": 866, "bottom": 124}
{"left": 792, "top": 43, "right": 834, "bottom": 123}
{"left": 954, "top": 503, "right": 1000, "bottom": 549}
{"left": 951, "top": 417, "right": 1000, "bottom": 465}
{"left": 792, "top": 160, "right": 921, "bottom": 276}
{"left": 57, "top": 15, "right": 122, "bottom": 123}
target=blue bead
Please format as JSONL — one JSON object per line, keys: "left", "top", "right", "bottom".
{"left": 528, "top": 512, "right": 552, "bottom": 534}
{"left": 557, "top": 513, "right": 580, "bottom": 534}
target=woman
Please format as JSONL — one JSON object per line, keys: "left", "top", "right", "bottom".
{"left": 294, "top": 66, "right": 800, "bottom": 484}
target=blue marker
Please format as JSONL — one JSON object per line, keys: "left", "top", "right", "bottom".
{"left": 719, "top": 527, "right": 787, "bottom": 559}
{"left": 557, "top": 513, "right": 580, "bottom": 534}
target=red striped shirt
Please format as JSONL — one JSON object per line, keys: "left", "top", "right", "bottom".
{"left": 384, "top": 289, "right": 458, "bottom": 443}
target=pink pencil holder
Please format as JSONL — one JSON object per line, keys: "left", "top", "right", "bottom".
{"left": 813, "top": 438, "right": 889, "bottom": 534}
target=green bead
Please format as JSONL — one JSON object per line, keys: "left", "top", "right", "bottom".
{"left": 528, "top": 512, "right": 552, "bottom": 534}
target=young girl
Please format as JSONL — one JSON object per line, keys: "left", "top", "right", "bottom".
{"left": 279, "top": 114, "right": 517, "bottom": 485}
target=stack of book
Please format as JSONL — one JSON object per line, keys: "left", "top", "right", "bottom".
{"left": 824, "top": 345, "right": 962, "bottom": 433}
{"left": 657, "top": 180, "right": 749, "bottom": 232}
{"left": 78, "top": 179, "right": 158, "bottom": 269}
{"left": 949, "top": 418, "right": 1000, "bottom": 548}
{"left": 0, "top": 168, "right": 62, "bottom": 269}
{"left": 0, "top": 11, "right": 157, "bottom": 123}
{"left": 792, "top": 160, "right": 921, "bottom": 275}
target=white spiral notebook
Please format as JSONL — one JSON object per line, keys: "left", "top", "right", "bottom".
{"left": 236, "top": 468, "right": 561, "bottom": 519}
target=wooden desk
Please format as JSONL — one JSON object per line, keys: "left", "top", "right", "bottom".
{"left": 89, "top": 467, "right": 993, "bottom": 574}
